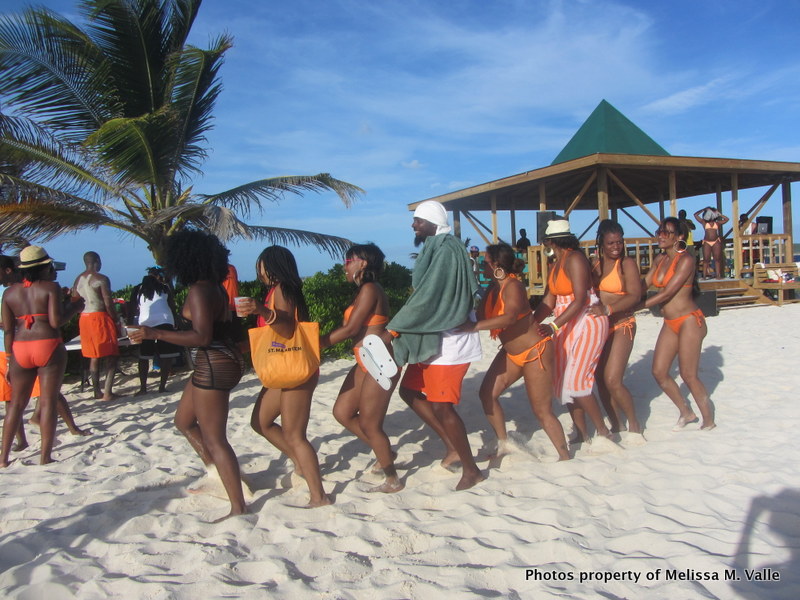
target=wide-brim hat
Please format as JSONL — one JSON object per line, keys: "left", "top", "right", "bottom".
{"left": 543, "top": 219, "right": 574, "bottom": 239}
{"left": 19, "top": 245, "right": 53, "bottom": 268}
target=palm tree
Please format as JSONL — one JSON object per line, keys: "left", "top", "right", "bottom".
{"left": 0, "top": 0, "right": 362, "bottom": 264}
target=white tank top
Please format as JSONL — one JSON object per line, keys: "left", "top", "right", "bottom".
{"left": 137, "top": 292, "right": 174, "bottom": 327}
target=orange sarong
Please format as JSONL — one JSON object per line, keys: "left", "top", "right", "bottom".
{"left": 0, "top": 351, "right": 41, "bottom": 401}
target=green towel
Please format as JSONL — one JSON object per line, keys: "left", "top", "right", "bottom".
{"left": 388, "top": 234, "right": 478, "bottom": 366}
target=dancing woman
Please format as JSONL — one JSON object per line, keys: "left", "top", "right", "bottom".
{"left": 532, "top": 219, "right": 611, "bottom": 445}
{"left": 240, "top": 246, "right": 331, "bottom": 507}
{"left": 129, "top": 230, "right": 247, "bottom": 519}
{"left": 642, "top": 217, "right": 715, "bottom": 430}
{"left": 1, "top": 246, "right": 82, "bottom": 467}
{"left": 464, "top": 243, "right": 569, "bottom": 461}
{"left": 694, "top": 206, "right": 729, "bottom": 279}
{"left": 320, "top": 243, "right": 403, "bottom": 492}
{"left": 589, "top": 220, "right": 643, "bottom": 436}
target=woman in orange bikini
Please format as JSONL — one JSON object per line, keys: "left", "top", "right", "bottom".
{"left": 320, "top": 243, "right": 403, "bottom": 492}
{"left": 642, "top": 217, "right": 715, "bottom": 430}
{"left": 533, "top": 219, "right": 612, "bottom": 446}
{"left": 238, "top": 246, "right": 331, "bottom": 507}
{"left": 589, "top": 220, "right": 643, "bottom": 437}
{"left": 464, "top": 243, "right": 569, "bottom": 461}
{"left": 694, "top": 206, "right": 729, "bottom": 279}
{"left": 1, "top": 246, "right": 82, "bottom": 467}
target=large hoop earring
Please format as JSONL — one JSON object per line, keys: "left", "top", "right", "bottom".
{"left": 674, "top": 240, "right": 687, "bottom": 253}
{"left": 493, "top": 267, "right": 506, "bottom": 280}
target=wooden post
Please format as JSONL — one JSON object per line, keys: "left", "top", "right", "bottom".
{"left": 731, "top": 174, "right": 741, "bottom": 278}
{"left": 783, "top": 182, "right": 794, "bottom": 256}
{"left": 598, "top": 167, "right": 609, "bottom": 221}
{"left": 669, "top": 171, "right": 677, "bottom": 216}
{"left": 453, "top": 209, "right": 462, "bottom": 239}
{"left": 510, "top": 201, "right": 517, "bottom": 246}
{"left": 539, "top": 182, "right": 546, "bottom": 211}
{"left": 491, "top": 194, "right": 498, "bottom": 243}
{"left": 716, "top": 184, "right": 723, "bottom": 213}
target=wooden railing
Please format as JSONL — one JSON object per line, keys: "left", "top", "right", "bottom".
{"left": 521, "top": 234, "right": 795, "bottom": 294}
{"left": 726, "top": 234, "right": 795, "bottom": 276}
{"left": 525, "top": 237, "right": 659, "bottom": 295}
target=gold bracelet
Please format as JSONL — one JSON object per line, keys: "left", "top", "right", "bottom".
{"left": 550, "top": 321, "right": 560, "bottom": 332}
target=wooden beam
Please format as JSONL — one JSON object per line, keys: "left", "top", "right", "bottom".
{"left": 783, "top": 181, "right": 794, "bottom": 252}
{"left": 597, "top": 167, "right": 609, "bottom": 220}
{"left": 462, "top": 212, "right": 492, "bottom": 246}
{"left": 564, "top": 171, "right": 597, "bottom": 217}
{"left": 723, "top": 183, "right": 778, "bottom": 238}
{"left": 731, "top": 174, "right": 741, "bottom": 277}
{"left": 453, "top": 210, "right": 461, "bottom": 238}
{"left": 668, "top": 171, "right": 677, "bottom": 216}
{"left": 620, "top": 207, "right": 656, "bottom": 237}
{"left": 538, "top": 182, "right": 546, "bottom": 211}
{"left": 510, "top": 200, "right": 517, "bottom": 246}
{"left": 491, "top": 194, "right": 498, "bottom": 243}
{"left": 607, "top": 169, "right": 661, "bottom": 225}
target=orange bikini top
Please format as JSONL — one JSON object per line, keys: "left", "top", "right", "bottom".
{"left": 547, "top": 250, "right": 574, "bottom": 296}
{"left": 596, "top": 258, "right": 626, "bottom": 296}
{"left": 652, "top": 254, "right": 692, "bottom": 289}
{"left": 704, "top": 221, "right": 719, "bottom": 230}
{"left": 344, "top": 304, "right": 388, "bottom": 328}
{"left": 483, "top": 275, "right": 530, "bottom": 339}
{"left": 17, "top": 314, "right": 48, "bottom": 329}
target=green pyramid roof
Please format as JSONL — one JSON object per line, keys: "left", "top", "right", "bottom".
{"left": 551, "top": 100, "right": 670, "bottom": 165}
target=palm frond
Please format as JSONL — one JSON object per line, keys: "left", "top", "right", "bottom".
{"left": 0, "top": 7, "right": 111, "bottom": 136}
{"left": 201, "top": 174, "right": 364, "bottom": 218}
{"left": 86, "top": 112, "right": 181, "bottom": 191}
{"left": 0, "top": 196, "right": 116, "bottom": 242}
{"left": 238, "top": 224, "right": 353, "bottom": 258}
{"left": 166, "top": 35, "right": 232, "bottom": 179}
{"left": 1, "top": 114, "right": 121, "bottom": 199}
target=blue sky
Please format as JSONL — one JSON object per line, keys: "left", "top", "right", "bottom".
{"left": 4, "top": 0, "right": 800, "bottom": 289}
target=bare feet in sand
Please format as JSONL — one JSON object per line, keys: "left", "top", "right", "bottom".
{"left": 13, "top": 440, "right": 29, "bottom": 452}
{"left": 368, "top": 450, "right": 398, "bottom": 474}
{"left": 211, "top": 507, "right": 249, "bottom": 523}
{"left": 440, "top": 450, "right": 460, "bottom": 471}
{"left": 672, "top": 412, "right": 699, "bottom": 431}
{"left": 455, "top": 469, "right": 485, "bottom": 491}
{"left": 307, "top": 495, "right": 333, "bottom": 508}
{"left": 368, "top": 478, "right": 404, "bottom": 494}
{"left": 134, "top": 388, "right": 148, "bottom": 397}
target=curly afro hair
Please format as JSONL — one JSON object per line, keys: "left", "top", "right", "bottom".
{"left": 164, "top": 229, "right": 230, "bottom": 286}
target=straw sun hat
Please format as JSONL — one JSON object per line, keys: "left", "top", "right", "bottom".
{"left": 18, "top": 245, "right": 53, "bottom": 268}
{"left": 543, "top": 219, "right": 574, "bottom": 239}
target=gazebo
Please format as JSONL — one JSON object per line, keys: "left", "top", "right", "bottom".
{"left": 409, "top": 100, "right": 800, "bottom": 303}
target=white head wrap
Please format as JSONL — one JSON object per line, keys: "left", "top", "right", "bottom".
{"left": 413, "top": 200, "right": 451, "bottom": 235}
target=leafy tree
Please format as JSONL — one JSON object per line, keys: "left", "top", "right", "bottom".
{"left": 0, "top": 0, "right": 362, "bottom": 262}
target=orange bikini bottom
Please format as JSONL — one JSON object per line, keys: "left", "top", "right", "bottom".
{"left": 12, "top": 338, "right": 62, "bottom": 369}
{"left": 506, "top": 337, "right": 550, "bottom": 368}
{"left": 664, "top": 309, "right": 704, "bottom": 334}
{"left": 610, "top": 315, "right": 636, "bottom": 340}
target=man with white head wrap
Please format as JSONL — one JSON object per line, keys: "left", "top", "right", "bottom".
{"left": 385, "top": 200, "right": 484, "bottom": 490}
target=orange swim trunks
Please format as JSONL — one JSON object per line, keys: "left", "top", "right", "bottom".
{"left": 0, "top": 351, "right": 41, "bottom": 401}
{"left": 79, "top": 312, "right": 120, "bottom": 358}
{"left": 400, "top": 362, "right": 470, "bottom": 404}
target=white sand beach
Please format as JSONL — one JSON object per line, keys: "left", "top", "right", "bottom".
{"left": 1, "top": 305, "right": 798, "bottom": 599}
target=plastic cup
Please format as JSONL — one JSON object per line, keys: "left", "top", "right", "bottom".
{"left": 125, "top": 327, "right": 140, "bottom": 344}
{"left": 234, "top": 297, "right": 250, "bottom": 318}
